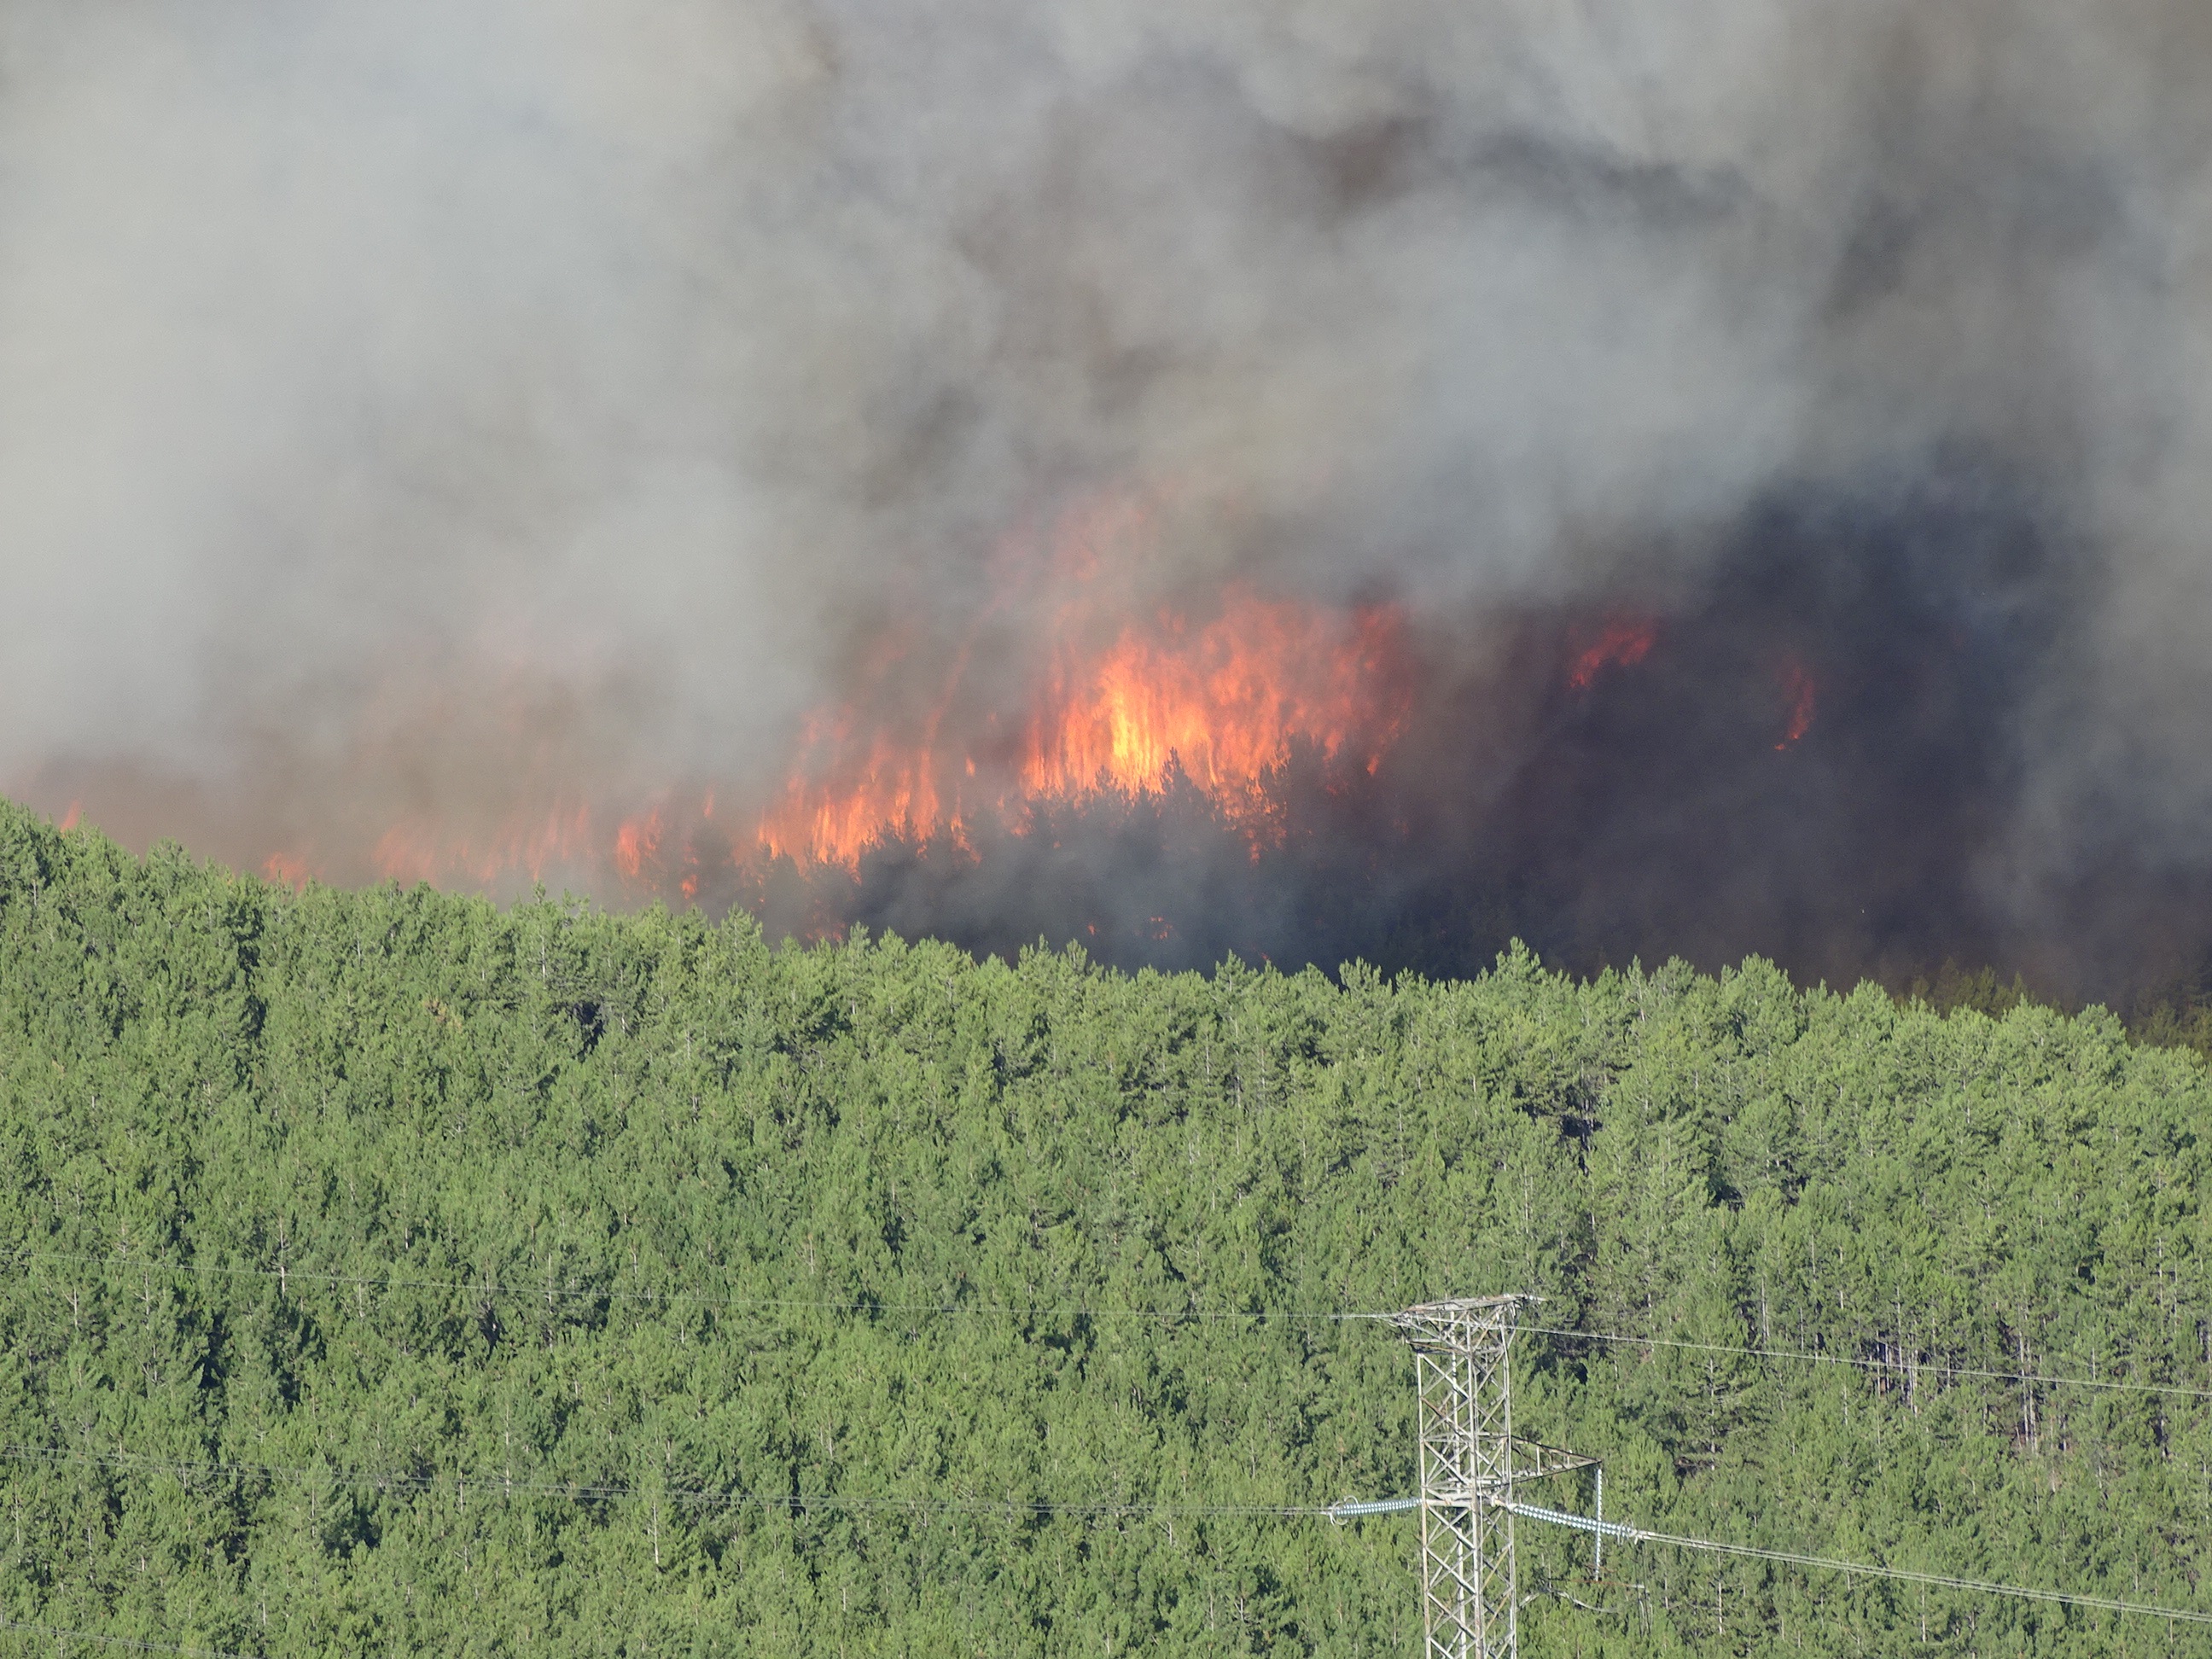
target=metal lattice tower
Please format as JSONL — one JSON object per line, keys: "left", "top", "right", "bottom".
{"left": 1384, "top": 1295, "right": 1540, "bottom": 1659}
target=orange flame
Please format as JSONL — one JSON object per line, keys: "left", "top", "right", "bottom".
{"left": 614, "top": 807, "right": 663, "bottom": 878}
{"left": 263, "top": 851, "right": 311, "bottom": 890}
{"left": 288, "top": 489, "right": 1406, "bottom": 898}
{"left": 1022, "top": 591, "right": 1403, "bottom": 820}
{"left": 1566, "top": 616, "right": 1658, "bottom": 691}
{"left": 758, "top": 585, "right": 1407, "bottom": 872}
{"left": 757, "top": 721, "right": 957, "bottom": 871}
{"left": 373, "top": 803, "right": 596, "bottom": 888}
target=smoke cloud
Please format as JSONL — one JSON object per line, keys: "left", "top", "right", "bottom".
{"left": 6, "top": 2, "right": 2212, "bottom": 1000}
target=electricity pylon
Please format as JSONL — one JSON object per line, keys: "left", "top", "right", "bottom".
{"left": 1384, "top": 1295, "right": 1598, "bottom": 1659}
{"left": 1387, "top": 1295, "right": 1530, "bottom": 1659}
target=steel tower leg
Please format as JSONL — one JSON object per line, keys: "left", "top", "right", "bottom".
{"left": 1388, "top": 1295, "right": 1535, "bottom": 1659}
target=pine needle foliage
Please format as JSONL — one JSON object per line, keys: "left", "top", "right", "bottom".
{"left": 2, "top": 800, "right": 2210, "bottom": 1655}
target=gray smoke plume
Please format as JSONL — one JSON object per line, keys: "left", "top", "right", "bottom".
{"left": 4, "top": 2, "right": 2210, "bottom": 997}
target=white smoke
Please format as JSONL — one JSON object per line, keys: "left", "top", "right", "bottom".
{"left": 0, "top": 1, "right": 2206, "bottom": 951}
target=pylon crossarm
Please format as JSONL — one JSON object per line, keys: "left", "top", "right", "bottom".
{"left": 1510, "top": 1438, "right": 1601, "bottom": 1479}
{"left": 1386, "top": 1293, "right": 1542, "bottom": 1351}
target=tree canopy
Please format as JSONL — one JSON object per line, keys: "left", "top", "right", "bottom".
{"left": 3, "top": 798, "right": 2210, "bottom": 1655}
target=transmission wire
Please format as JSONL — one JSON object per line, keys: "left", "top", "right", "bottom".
{"left": 1521, "top": 1324, "right": 2212, "bottom": 1401}
{"left": 15, "top": 1248, "right": 2212, "bottom": 1399}
{"left": 1500, "top": 1498, "right": 2212, "bottom": 1627}
{"left": 19, "top": 1437, "right": 2212, "bottom": 1636}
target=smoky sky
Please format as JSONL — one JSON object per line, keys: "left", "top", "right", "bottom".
{"left": 5, "top": 3, "right": 2212, "bottom": 997}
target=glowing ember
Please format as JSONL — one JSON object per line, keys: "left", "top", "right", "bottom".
{"left": 1776, "top": 658, "right": 1817, "bottom": 748}
{"left": 1566, "top": 616, "right": 1658, "bottom": 690}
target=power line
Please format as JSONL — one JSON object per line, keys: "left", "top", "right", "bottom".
{"left": 19, "top": 1441, "right": 2212, "bottom": 1639}
{"left": 15, "top": 1249, "right": 2209, "bottom": 1646}
{"left": 16, "top": 1247, "right": 2212, "bottom": 1401}
{"left": 1500, "top": 1498, "right": 2212, "bottom": 1627}
{"left": 1350, "top": 1295, "right": 2212, "bottom": 1656}
{"left": 1522, "top": 1324, "right": 2212, "bottom": 1402}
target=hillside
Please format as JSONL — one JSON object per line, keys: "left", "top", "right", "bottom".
{"left": 2, "top": 800, "right": 2209, "bottom": 1656}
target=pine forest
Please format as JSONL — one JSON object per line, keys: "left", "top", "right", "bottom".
{"left": 4, "top": 799, "right": 2212, "bottom": 1656}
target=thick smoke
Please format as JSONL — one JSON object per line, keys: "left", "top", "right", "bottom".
{"left": 4, "top": 3, "right": 2211, "bottom": 1000}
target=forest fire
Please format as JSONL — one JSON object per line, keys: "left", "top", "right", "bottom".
{"left": 758, "top": 585, "right": 1410, "bottom": 871}
{"left": 49, "top": 481, "right": 2104, "bottom": 1000}
{"left": 370, "top": 803, "right": 597, "bottom": 888}
{"left": 177, "top": 538, "right": 1877, "bottom": 979}
{"left": 1022, "top": 594, "right": 1404, "bottom": 806}
{"left": 1565, "top": 615, "right": 1658, "bottom": 691}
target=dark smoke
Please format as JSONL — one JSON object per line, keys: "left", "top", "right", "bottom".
{"left": 5, "top": 3, "right": 2212, "bottom": 1004}
{"left": 758, "top": 457, "right": 2102, "bottom": 995}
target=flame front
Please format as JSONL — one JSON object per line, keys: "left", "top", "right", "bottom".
{"left": 279, "top": 489, "right": 1411, "bottom": 896}
{"left": 759, "top": 585, "right": 1408, "bottom": 872}
{"left": 754, "top": 643, "right": 969, "bottom": 872}
{"left": 1021, "top": 592, "right": 1403, "bottom": 824}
